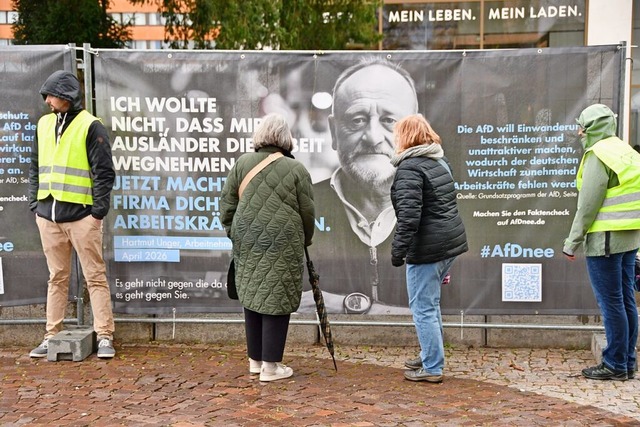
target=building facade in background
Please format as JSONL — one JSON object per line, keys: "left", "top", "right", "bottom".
{"left": 0, "top": 0, "right": 603, "bottom": 50}
{"left": 0, "top": 0, "right": 164, "bottom": 49}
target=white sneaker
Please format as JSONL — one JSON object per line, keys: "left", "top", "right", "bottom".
{"left": 259, "top": 363, "right": 293, "bottom": 382}
{"left": 249, "top": 358, "right": 262, "bottom": 374}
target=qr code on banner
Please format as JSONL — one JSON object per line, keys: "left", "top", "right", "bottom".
{"left": 502, "top": 263, "right": 542, "bottom": 302}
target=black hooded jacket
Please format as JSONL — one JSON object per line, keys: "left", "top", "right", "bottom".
{"left": 28, "top": 70, "right": 115, "bottom": 222}
{"left": 391, "top": 156, "right": 468, "bottom": 264}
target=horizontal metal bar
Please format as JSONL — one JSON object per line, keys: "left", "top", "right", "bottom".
{"left": 0, "top": 319, "right": 75, "bottom": 325}
{"left": 111, "top": 317, "right": 604, "bottom": 331}
{"left": 0, "top": 317, "right": 606, "bottom": 332}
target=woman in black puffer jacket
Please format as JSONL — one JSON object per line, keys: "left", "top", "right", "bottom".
{"left": 390, "top": 114, "right": 468, "bottom": 384}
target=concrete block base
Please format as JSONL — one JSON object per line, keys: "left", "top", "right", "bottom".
{"left": 47, "top": 327, "right": 96, "bottom": 362}
{"left": 591, "top": 332, "right": 606, "bottom": 364}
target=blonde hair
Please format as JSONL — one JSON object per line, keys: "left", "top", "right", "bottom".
{"left": 394, "top": 114, "right": 441, "bottom": 154}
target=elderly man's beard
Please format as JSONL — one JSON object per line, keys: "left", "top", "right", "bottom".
{"left": 338, "top": 151, "right": 396, "bottom": 190}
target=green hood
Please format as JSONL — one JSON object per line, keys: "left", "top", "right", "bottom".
{"left": 576, "top": 104, "right": 617, "bottom": 150}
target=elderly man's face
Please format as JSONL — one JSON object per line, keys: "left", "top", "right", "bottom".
{"left": 329, "top": 65, "right": 417, "bottom": 188}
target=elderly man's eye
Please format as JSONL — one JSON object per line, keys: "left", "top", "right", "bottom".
{"left": 347, "top": 116, "right": 367, "bottom": 130}
{"left": 380, "top": 116, "right": 397, "bottom": 129}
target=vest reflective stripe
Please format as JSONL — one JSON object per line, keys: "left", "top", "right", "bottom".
{"left": 600, "top": 191, "right": 640, "bottom": 208}
{"left": 576, "top": 137, "right": 640, "bottom": 233}
{"left": 36, "top": 110, "right": 96, "bottom": 205}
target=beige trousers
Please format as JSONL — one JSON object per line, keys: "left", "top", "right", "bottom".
{"left": 36, "top": 215, "right": 115, "bottom": 340}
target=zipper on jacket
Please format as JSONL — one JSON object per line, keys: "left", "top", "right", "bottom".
{"left": 50, "top": 112, "right": 66, "bottom": 223}
{"left": 56, "top": 112, "right": 66, "bottom": 145}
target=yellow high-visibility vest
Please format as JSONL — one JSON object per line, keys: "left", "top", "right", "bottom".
{"left": 576, "top": 136, "right": 640, "bottom": 233}
{"left": 36, "top": 110, "right": 98, "bottom": 205}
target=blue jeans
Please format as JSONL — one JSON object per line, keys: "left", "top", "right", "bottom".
{"left": 586, "top": 249, "right": 638, "bottom": 373}
{"left": 406, "top": 257, "right": 457, "bottom": 375}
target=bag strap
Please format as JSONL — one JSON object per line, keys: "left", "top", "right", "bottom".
{"left": 238, "top": 152, "right": 284, "bottom": 198}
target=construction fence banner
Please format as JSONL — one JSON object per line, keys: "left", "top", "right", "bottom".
{"left": 0, "top": 45, "right": 624, "bottom": 316}
{"left": 0, "top": 45, "right": 78, "bottom": 307}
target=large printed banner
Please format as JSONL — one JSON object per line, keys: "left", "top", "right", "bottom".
{"left": 0, "top": 46, "right": 622, "bottom": 316}
{"left": 93, "top": 46, "right": 622, "bottom": 315}
{"left": 0, "top": 46, "right": 77, "bottom": 307}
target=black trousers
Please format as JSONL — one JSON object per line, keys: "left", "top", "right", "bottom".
{"left": 244, "top": 308, "right": 291, "bottom": 362}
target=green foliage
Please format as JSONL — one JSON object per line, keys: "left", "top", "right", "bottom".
{"left": 277, "top": 0, "right": 382, "bottom": 50}
{"left": 12, "top": 0, "right": 130, "bottom": 48}
{"left": 159, "top": 0, "right": 217, "bottom": 49}
{"left": 129, "top": 0, "right": 382, "bottom": 50}
{"left": 209, "top": 0, "right": 282, "bottom": 50}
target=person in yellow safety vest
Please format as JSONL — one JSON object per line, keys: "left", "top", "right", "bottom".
{"left": 564, "top": 103, "right": 640, "bottom": 381}
{"left": 27, "top": 70, "right": 117, "bottom": 359}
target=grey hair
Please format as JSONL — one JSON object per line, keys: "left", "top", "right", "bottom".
{"left": 253, "top": 113, "right": 293, "bottom": 152}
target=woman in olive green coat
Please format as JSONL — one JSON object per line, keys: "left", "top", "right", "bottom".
{"left": 220, "top": 113, "right": 315, "bottom": 382}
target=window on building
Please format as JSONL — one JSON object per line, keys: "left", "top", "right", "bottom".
{"left": 121, "top": 13, "right": 136, "bottom": 25}
{"left": 149, "top": 40, "right": 164, "bottom": 49}
{"left": 128, "top": 40, "right": 147, "bottom": 49}
{"left": 132, "top": 13, "right": 146, "bottom": 26}
{"left": 148, "top": 13, "right": 163, "bottom": 26}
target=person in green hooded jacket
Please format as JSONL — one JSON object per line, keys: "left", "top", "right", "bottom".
{"left": 563, "top": 104, "right": 640, "bottom": 381}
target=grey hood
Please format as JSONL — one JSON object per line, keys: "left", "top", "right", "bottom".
{"left": 39, "top": 70, "right": 83, "bottom": 111}
{"left": 576, "top": 103, "right": 617, "bottom": 150}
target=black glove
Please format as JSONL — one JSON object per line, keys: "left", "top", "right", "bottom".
{"left": 391, "top": 256, "right": 405, "bottom": 267}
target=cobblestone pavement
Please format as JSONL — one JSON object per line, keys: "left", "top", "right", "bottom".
{"left": 1, "top": 342, "right": 640, "bottom": 426}
{"left": 317, "top": 344, "right": 640, "bottom": 424}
